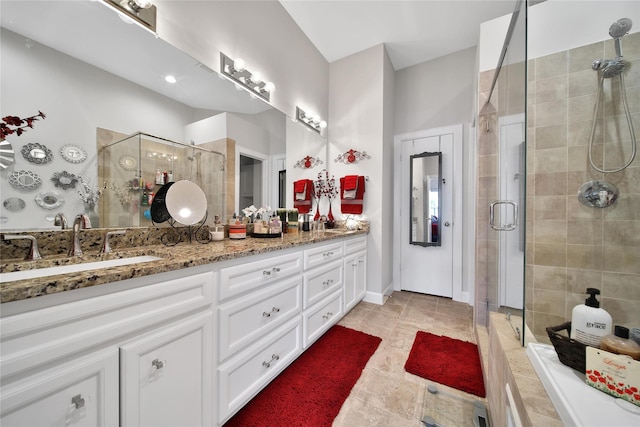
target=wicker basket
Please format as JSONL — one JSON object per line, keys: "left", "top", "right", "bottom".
{"left": 546, "top": 322, "right": 587, "bottom": 373}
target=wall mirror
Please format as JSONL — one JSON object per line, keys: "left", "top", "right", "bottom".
{"left": 0, "top": 0, "right": 318, "bottom": 231}
{"left": 409, "top": 151, "right": 442, "bottom": 247}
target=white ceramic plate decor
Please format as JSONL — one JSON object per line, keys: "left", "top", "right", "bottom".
{"left": 119, "top": 155, "right": 137, "bottom": 171}
{"left": 21, "top": 142, "right": 53, "bottom": 164}
{"left": 0, "top": 140, "right": 15, "bottom": 170}
{"left": 165, "top": 180, "right": 207, "bottom": 225}
{"left": 60, "top": 144, "right": 87, "bottom": 164}
{"left": 8, "top": 170, "right": 42, "bottom": 191}
{"left": 34, "top": 191, "right": 65, "bottom": 210}
{"left": 3, "top": 197, "right": 26, "bottom": 212}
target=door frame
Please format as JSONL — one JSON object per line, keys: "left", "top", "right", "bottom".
{"left": 235, "top": 146, "right": 270, "bottom": 215}
{"left": 393, "top": 124, "right": 465, "bottom": 302}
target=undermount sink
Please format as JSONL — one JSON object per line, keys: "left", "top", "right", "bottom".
{"left": 0, "top": 255, "right": 162, "bottom": 283}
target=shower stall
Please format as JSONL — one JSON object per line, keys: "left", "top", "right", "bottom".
{"left": 98, "top": 131, "right": 227, "bottom": 228}
{"left": 476, "top": 0, "right": 640, "bottom": 347}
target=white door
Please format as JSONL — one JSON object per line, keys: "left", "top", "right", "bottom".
{"left": 397, "top": 125, "right": 462, "bottom": 298}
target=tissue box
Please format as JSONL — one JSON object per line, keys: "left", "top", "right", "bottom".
{"left": 585, "top": 347, "right": 640, "bottom": 407}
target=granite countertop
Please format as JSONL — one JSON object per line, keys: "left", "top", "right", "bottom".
{"left": 0, "top": 229, "right": 367, "bottom": 304}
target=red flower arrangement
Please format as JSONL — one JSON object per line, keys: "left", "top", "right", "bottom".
{"left": 314, "top": 169, "right": 338, "bottom": 222}
{"left": 0, "top": 111, "right": 46, "bottom": 140}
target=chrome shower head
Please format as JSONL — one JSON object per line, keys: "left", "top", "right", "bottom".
{"left": 609, "top": 17, "right": 633, "bottom": 39}
{"left": 609, "top": 18, "right": 633, "bottom": 58}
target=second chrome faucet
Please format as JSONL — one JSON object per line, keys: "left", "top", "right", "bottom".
{"left": 68, "top": 214, "right": 91, "bottom": 256}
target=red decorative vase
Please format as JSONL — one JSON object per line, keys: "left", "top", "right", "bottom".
{"left": 327, "top": 204, "right": 334, "bottom": 222}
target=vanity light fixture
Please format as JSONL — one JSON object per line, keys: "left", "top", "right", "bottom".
{"left": 296, "top": 107, "right": 327, "bottom": 134}
{"left": 220, "top": 53, "right": 275, "bottom": 103}
{"left": 102, "top": 0, "right": 157, "bottom": 33}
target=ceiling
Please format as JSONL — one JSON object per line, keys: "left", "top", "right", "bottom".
{"left": 279, "top": 0, "right": 517, "bottom": 70}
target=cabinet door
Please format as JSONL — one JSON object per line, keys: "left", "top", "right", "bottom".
{"left": 0, "top": 349, "right": 118, "bottom": 427}
{"left": 344, "top": 251, "right": 366, "bottom": 312}
{"left": 120, "top": 312, "right": 213, "bottom": 427}
{"left": 355, "top": 251, "right": 367, "bottom": 303}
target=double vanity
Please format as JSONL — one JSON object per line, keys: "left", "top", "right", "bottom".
{"left": 0, "top": 229, "right": 368, "bottom": 426}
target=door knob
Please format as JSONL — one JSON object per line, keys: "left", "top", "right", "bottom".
{"left": 444, "top": 221, "right": 450, "bottom": 227}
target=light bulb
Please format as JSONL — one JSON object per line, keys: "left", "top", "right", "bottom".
{"left": 264, "top": 82, "right": 275, "bottom": 92}
{"left": 234, "top": 58, "right": 245, "bottom": 72}
{"left": 319, "top": 121, "right": 327, "bottom": 129}
{"left": 252, "top": 72, "right": 263, "bottom": 84}
{"left": 133, "top": 0, "right": 152, "bottom": 8}
{"left": 164, "top": 75, "right": 176, "bottom": 84}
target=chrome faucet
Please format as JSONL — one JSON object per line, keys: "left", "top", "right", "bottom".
{"left": 100, "top": 230, "right": 126, "bottom": 254}
{"left": 68, "top": 214, "right": 90, "bottom": 256}
{"left": 54, "top": 212, "right": 68, "bottom": 229}
{"left": 2, "top": 234, "right": 42, "bottom": 260}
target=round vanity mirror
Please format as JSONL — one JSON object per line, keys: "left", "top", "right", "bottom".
{"left": 51, "top": 171, "right": 78, "bottom": 189}
{"left": 165, "top": 180, "right": 207, "bottom": 225}
{"left": 8, "top": 170, "right": 42, "bottom": 191}
{"left": 60, "top": 144, "right": 87, "bottom": 163}
{"left": 35, "top": 191, "right": 65, "bottom": 210}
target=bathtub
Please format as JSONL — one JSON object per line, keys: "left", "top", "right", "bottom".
{"left": 526, "top": 342, "right": 640, "bottom": 426}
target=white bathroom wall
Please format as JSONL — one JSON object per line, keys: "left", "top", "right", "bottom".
{"left": 329, "top": 44, "right": 394, "bottom": 302}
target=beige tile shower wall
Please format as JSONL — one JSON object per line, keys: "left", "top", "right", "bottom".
{"left": 528, "top": 32, "right": 640, "bottom": 342}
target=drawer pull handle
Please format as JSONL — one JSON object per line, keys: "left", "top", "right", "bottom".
{"left": 323, "top": 251, "right": 334, "bottom": 257}
{"left": 322, "top": 311, "right": 334, "bottom": 320}
{"left": 263, "top": 270, "right": 272, "bottom": 276}
{"left": 71, "top": 394, "right": 85, "bottom": 410}
{"left": 151, "top": 359, "right": 166, "bottom": 371}
{"left": 352, "top": 263, "right": 358, "bottom": 267}
{"left": 272, "top": 267, "right": 281, "bottom": 273}
{"left": 263, "top": 307, "right": 280, "bottom": 317}
{"left": 262, "top": 353, "right": 280, "bottom": 368}
{"left": 322, "top": 279, "right": 334, "bottom": 287}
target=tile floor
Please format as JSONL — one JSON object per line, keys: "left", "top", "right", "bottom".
{"left": 333, "top": 291, "right": 485, "bottom": 427}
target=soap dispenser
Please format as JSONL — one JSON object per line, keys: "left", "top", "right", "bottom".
{"left": 570, "top": 288, "right": 612, "bottom": 347}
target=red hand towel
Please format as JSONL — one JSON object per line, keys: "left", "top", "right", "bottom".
{"left": 293, "top": 179, "right": 313, "bottom": 213}
{"left": 294, "top": 180, "right": 307, "bottom": 194}
{"left": 340, "top": 176, "right": 365, "bottom": 214}
{"left": 343, "top": 175, "right": 358, "bottom": 191}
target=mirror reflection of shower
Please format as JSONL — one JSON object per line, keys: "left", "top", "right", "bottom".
{"left": 188, "top": 140, "right": 203, "bottom": 186}
{"left": 588, "top": 17, "right": 637, "bottom": 174}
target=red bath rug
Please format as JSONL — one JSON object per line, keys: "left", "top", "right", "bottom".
{"left": 224, "top": 325, "right": 382, "bottom": 427}
{"left": 404, "top": 331, "right": 486, "bottom": 397}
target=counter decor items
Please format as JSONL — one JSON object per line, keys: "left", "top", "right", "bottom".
{"left": 314, "top": 169, "right": 337, "bottom": 223}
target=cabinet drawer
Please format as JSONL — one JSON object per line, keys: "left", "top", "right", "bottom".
{"left": 0, "top": 348, "right": 119, "bottom": 426}
{"left": 303, "top": 242, "right": 344, "bottom": 270}
{"left": 218, "top": 252, "right": 302, "bottom": 301}
{"left": 345, "top": 236, "right": 367, "bottom": 254}
{"left": 218, "top": 276, "right": 302, "bottom": 361}
{"left": 303, "top": 291, "right": 343, "bottom": 348}
{"left": 218, "top": 317, "right": 302, "bottom": 424}
{"left": 120, "top": 312, "right": 213, "bottom": 427}
{"left": 303, "top": 260, "right": 342, "bottom": 309}
{"left": 1, "top": 271, "right": 213, "bottom": 378}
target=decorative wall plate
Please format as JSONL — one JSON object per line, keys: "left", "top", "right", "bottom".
{"left": 0, "top": 140, "right": 15, "bottom": 170}
{"left": 60, "top": 144, "right": 87, "bottom": 163}
{"left": 51, "top": 170, "right": 78, "bottom": 189}
{"left": 21, "top": 142, "right": 53, "bottom": 164}
{"left": 35, "top": 191, "right": 64, "bottom": 210}
{"left": 3, "top": 197, "right": 26, "bottom": 212}
{"left": 8, "top": 170, "right": 42, "bottom": 191}
{"left": 119, "top": 155, "right": 138, "bottom": 171}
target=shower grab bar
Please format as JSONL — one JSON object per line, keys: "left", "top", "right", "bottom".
{"left": 489, "top": 200, "right": 518, "bottom": 231}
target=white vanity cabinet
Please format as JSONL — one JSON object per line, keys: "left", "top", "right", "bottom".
{"left": 120, "top": 311, "right": 213, "bottom": 427}
{"left": 0, "top": 348, "right": 119, "bottom": 427}
{"left": 0, "top": 269, "right": 214, "bottom": 427}
{"left": 343, "top": 236, "right": 367, "bottom": 312}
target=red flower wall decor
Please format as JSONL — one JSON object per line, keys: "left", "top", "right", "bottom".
{"left": 334, "top": 148, "right": 370, "bottom": 164}
{"left": 294, "top": 155, "right": 323, "bottom": 169}
{"left": 0, "top": 111, "right": 46, "bottom": 140}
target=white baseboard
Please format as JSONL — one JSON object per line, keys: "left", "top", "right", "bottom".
{"left": 363, "top": 282, "right": 394, "bottom": 306}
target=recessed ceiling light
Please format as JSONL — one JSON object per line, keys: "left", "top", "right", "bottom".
{"left": 165, "top": 75, "right": 177, "bottom": 84}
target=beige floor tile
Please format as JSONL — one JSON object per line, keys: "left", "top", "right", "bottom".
{"left": 334, "top": 291, "right": 483, "bottom": 427}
